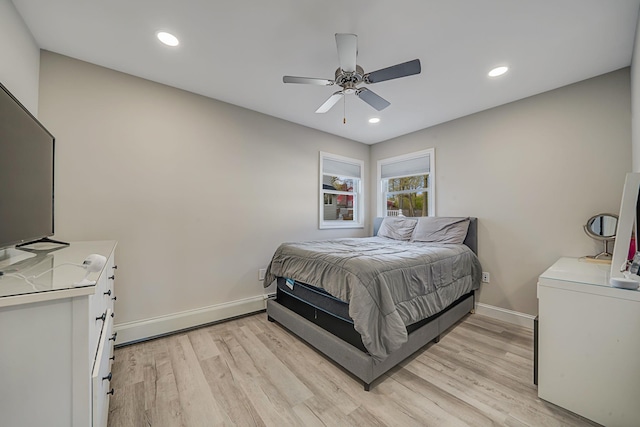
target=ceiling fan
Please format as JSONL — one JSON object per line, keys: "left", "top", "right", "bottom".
{"left": 283, "top": 33, "right": 421, "bottom": 114}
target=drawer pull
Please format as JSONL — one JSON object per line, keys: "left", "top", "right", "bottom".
{"left": 109, "top": 332, "right": 118, "bottom": 342}
{"left": 109, "top": 355, "right": 116, "bottom": 361}
{"left": 96, "top": 312, "right": 107, "bottom": 322}
{"left": 104, "top": 290, "right": 111, "bottom": 296}
{"left": 102, "top": 372, "right": 112, "bottom": 382}
{"left": 111, "top": 312, "right": 115, "bottom": 318}
{"left": 112, "top": 296, "right": 117, "bottom": 301}
{"left": 112, "top": 265, "right": 118, "bottom": 270}
{"left": 108, "top": 275, "right": 115, "bottom": 280}
{"left": 107, "top": 388, "right": 114, "bottom": 396}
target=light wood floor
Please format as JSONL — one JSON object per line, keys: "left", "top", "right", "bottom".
{"left": 107, "top": 312, "right": 598, "bottom": 427}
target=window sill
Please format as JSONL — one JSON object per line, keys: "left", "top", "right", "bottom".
{"left": 319, "top": 223, "right": 364, "bottom": 230}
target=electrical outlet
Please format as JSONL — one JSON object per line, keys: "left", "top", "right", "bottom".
{"left": 258, "top": 268, "right": 266, "bottom": 281}
{"left": 482, "top": 272, "right": 490, "bottom": 283}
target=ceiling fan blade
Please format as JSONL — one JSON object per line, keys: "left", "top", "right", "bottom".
{"left": 335, "top": 33, "right": 357, "bottom": 73}
{"left": 356, "top": 88, "right": 390, "bottom": 111}
{"left": 364, "top": 59, "right": 421, "bottom": 84}
{"left": 316, "top": 91, "right": 344, "bottom": 113}
{"left": 283, "top": 76, "right": 334, "bottom": 85}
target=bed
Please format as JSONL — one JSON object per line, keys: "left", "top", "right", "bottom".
{"left": 263, "top": 216, "right": 481, "bottom": 391}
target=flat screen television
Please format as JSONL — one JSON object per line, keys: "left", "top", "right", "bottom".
{"left": 0, "top": 82, "right": 55, "bottom": 250}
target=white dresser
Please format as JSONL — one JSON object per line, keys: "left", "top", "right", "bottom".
{"left": 0, "top": 241, "right": 117, "bottom": 427}
{"left": 537, "top": 257, "right": 640, "bottom": 426}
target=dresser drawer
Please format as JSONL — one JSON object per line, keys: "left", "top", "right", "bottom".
{"left": 105, "top": 259, "right": 116, "bottom": 313}
{"left": 89, "top": 253, "right": 117, "bottom": 355}
{"left": 92, "top": 309, "right": 115, "bottom": 427}
{"left": 91, "top": 253, "right": 116, "bottom": 318}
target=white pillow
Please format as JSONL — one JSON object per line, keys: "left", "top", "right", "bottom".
{"left": 377, "top": 217, "right": 418, "bottom": 241}
{"left": 411, "top": 217, "right": 470, "bottom": 244}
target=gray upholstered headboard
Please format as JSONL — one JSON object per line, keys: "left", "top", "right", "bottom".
{"left": 373, "top": 217, "right": 478, "bottom": 255}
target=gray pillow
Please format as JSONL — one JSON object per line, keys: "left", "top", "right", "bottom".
{"left": 411, "top": 217, "right": 470, "bottom": 244}
{"left": 377, "top": 217, "right": 418, "bottom": 241}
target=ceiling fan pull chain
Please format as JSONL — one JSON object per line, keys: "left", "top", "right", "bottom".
{"left": 343, "top": 93, "right": 346, "bottom": 124}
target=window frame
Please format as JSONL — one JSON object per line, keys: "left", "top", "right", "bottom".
{"left": 319, "top": 151, "right": 364, "bottom": 229}
{"left": 377, "top": 148, "right": 435, "bottom": 218}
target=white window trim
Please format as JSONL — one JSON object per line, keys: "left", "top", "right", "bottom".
{"left": 319, "top": 151, "right": 364, "bottom": 229}
{"left": 376, "top": 148, "right": 435, "bottom": 217}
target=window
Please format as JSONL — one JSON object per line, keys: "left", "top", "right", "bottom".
{"left": 377, "top": 149, "right": 434, "bottom": 217}
{"left": 319, "top": 152, "right": 364, "bottom": 229}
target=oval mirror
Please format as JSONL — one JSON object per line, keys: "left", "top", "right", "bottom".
{"left": 583, "top": 213, "right": 618, "bottom": 261}
{"left": 584, "top": 214, "right": 618, "bottom": 239}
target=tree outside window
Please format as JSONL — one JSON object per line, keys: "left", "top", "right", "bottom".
{"left": 385, "top": 174, "right": 429, "bottom": 217}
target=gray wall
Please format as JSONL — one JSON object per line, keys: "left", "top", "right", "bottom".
{"left": 38, "top": 51, "right": 369, "bottom": 325}
{"left": 371, "top": 69, "right": 632, "bottom": 315}
{"left": 0, "top": 0, "right": 40, "bottom": 115}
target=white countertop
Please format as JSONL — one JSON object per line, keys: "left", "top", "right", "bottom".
{"left": 0, "top": 241, "right": 116, "bottom": 308}
{"left": 538, "top": 257, "right": 640, "bottom": 302}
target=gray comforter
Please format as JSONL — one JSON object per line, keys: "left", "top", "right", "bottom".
{"left": 263, "top": 236, "right": 482, "bottom": 362}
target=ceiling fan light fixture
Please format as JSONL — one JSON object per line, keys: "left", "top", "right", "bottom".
{"left": 488, "top": 66, "right": 508, "bottom": 77}
{"left": 368, "top": 117, "right": 380, "bottom": 124}
{"left": 157, "top": 31, "right": 179, "bottom": 47}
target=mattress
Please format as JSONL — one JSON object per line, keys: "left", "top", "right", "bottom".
{"left": 275, "top": 277, "right": 473, "bottom": 354}
{"left": 276, "top": 277, "right": 365, "bottom": 351}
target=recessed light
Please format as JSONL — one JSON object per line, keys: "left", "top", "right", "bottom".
{"left": 488, "top": 66, "right": 508, "bottom": 77}
{"left": 157, "top": 31, "right": 179, "bottom": 47}
{"left": 369, "top": 117, "right": 380, "bottom": 124}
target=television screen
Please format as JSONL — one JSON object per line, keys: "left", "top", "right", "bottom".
{"left": 0, "top": 82, "right": 54, "bottom": 249}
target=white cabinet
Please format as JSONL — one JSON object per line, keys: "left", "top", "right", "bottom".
{"left": 0, "top": 241, "right": 117, "bottom": 427}
{"left": 537, "top": 257, "right": 640, "bottom": 427}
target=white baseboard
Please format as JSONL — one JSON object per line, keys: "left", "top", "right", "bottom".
{"left": 113, "top": 297, "right": 534, "bottom": 345}
{"left": 474, "top": 302, "right": 536, "bottom": 329}
{"left": 114, "top": 295, "right": 267, "bottom": 345}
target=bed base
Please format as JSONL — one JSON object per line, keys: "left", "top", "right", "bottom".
{"left": 266, "top": 292, "right": 474, "bottom": 391}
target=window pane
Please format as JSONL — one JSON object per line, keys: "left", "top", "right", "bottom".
{"left": 323, "top": 193, "right": 355, "bottom": 221}
{"left": 378, "top": 149, "right": 434, "bottom": 219}
{"left": 322, "top": 175, "right": 356, "bottom": 192}
{"left": 386, "top": 175, "right": 427, "bottom": 192}
{"left": 386, "top": 191, "right": 428, "bottom": 217}
{"left": 319, "top": 151, "right": 364, "bottom": 229}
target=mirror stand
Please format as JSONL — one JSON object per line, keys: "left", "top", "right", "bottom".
{"left": 590, "top": 239, "right": 613, "bottom": 260}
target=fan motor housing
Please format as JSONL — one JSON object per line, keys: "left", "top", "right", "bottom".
{"left": 335, "top": 65, "right": 364, "bottom": 89}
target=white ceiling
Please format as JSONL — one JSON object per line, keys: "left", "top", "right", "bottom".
{"left": 11, "top": 0, "right": 640, "bottom": 144}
